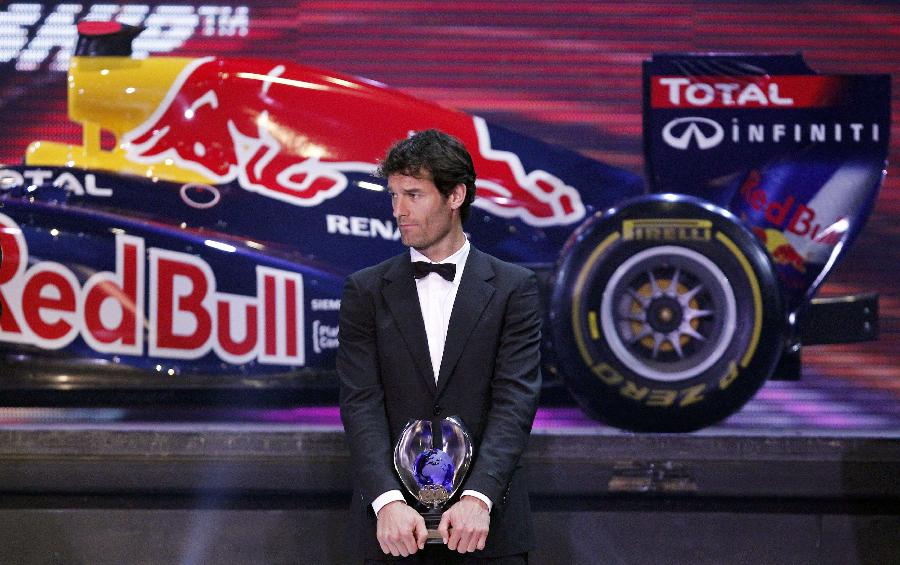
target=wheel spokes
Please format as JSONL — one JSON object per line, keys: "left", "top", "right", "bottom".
{"left": 619, "top": 266, "right": 714, "bottom": 361}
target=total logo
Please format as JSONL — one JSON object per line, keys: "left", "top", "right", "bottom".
{"left": 0, "top": 169, "right": 114, "bottom": 197}
{"left": 654, "top": 77, "right": 796, "bottom": 108}
{"left": 650, "top": 76, "right": 844, "bottom": 109}
{"left": 0, "top": 213, "right": 305, "bottom": 366}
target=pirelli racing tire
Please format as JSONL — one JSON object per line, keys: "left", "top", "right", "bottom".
{"left": 550, "top": 195, "right": 785, "bottom": 432}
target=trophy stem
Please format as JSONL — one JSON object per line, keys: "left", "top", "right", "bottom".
{"left": 422, "top": 506, "right": 443, "bottom": 545}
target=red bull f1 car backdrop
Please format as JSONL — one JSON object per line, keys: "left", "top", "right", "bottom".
{"left": 0, "top": 15, "right": 892, "bottom": 432}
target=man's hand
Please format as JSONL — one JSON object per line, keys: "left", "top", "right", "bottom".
{"left": 438, "top": 495, "right": 490, "bottom": 553}
{"left": 376, "top": 501, "right": 427, "bottom": 557}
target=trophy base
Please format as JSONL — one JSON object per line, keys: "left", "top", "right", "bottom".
{"left": 423, "top": 507, "right": 444, "bottom": 545}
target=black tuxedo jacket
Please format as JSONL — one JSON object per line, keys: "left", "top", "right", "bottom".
{"left": 338, "top": 246, "right": 541, "bottom": 559}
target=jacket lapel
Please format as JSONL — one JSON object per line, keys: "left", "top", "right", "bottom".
{"left": 436, "top": 247, "right": 495, "bottom": 396}
{"left": 381, "top": 255, "right": 438, "bottom": 395}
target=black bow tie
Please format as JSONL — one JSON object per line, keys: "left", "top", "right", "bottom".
{"left": 412, "top": 261, "right": 456, "bottom": 282}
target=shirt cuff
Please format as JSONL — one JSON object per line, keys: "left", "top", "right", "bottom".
{"left": 372, "top": 489, "right": 406, "bottom": 517}
{"left": 461, "top": 489, "right": 493, "bottom": 511}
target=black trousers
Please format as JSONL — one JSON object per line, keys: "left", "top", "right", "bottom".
{"left": 364, "top": 546, "right": 527, "bottom": 565}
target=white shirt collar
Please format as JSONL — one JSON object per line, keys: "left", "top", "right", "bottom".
{"left": 409, "top": 238, "right": 470, "bottom": 280}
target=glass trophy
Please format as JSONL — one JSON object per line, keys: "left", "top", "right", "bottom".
{"left": 394, "top": 416, "right": 473, "bottom": 543}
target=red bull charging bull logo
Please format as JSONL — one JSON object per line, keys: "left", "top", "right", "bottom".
{"left": 122, "top": 57, "right": 584, "bottom": 227}
{"left": 468, "top": 116, "right": 585, "bottom": 226}
{"left": 123, "top": 58, "right": 372, "bottom": 208}
{"left": 752, "top": 227, "right": 806, "bottom": 273}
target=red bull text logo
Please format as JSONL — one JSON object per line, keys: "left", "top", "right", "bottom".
{"left": 739, "top": 170, "right": 843, "bottom": 270}
{"left": 740, "top": 171, "right": 842, "bottom": 245}
{"left": 0, "top": 214, "right": 304, "bottom": 365}
{"left": 121, "top": 58, "right": 584, "bottom": 227}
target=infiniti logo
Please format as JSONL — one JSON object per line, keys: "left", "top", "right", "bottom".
{"left": 662, "top": 117, "right": 724, "bottom": 150}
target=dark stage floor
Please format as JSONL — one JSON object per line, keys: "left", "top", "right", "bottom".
{"left": 0, "top": 351, "right": 895, "bottom": 565}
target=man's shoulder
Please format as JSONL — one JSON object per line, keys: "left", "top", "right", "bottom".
{"left": 472, "top": 247, "right": 536, "bottom": 284}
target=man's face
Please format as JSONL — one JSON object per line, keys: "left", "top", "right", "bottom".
{"left": 388, "top": 173, "right": 463, "bottom": 259}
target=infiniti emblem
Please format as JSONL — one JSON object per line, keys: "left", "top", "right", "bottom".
{"left": 662, "top": 117, "right": 724, "bottom": 150}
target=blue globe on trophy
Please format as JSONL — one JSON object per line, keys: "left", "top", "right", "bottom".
{"left": 394, "top": 417, "right": 473, "bottom": 542}
{"left": 414, "top": 448, "right": 455, "bottom": 493}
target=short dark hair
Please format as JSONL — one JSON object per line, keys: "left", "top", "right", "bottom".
{"left": 376, "top": 129, "right": 477, "bottom": 223}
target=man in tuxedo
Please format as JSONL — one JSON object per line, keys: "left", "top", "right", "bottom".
{"left": 338, "top": 129, "right": 541, "bottom": 563}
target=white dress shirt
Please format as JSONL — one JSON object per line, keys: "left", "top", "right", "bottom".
{"left": 411, "top": 240, "right": 469, "bottom": 383}
{"left": 372, "top": 239, "right": 493, "bottom": 516}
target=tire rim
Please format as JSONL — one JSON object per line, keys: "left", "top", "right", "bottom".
{"left": 600, "top": 245, "right": 737, "bottom": 382}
